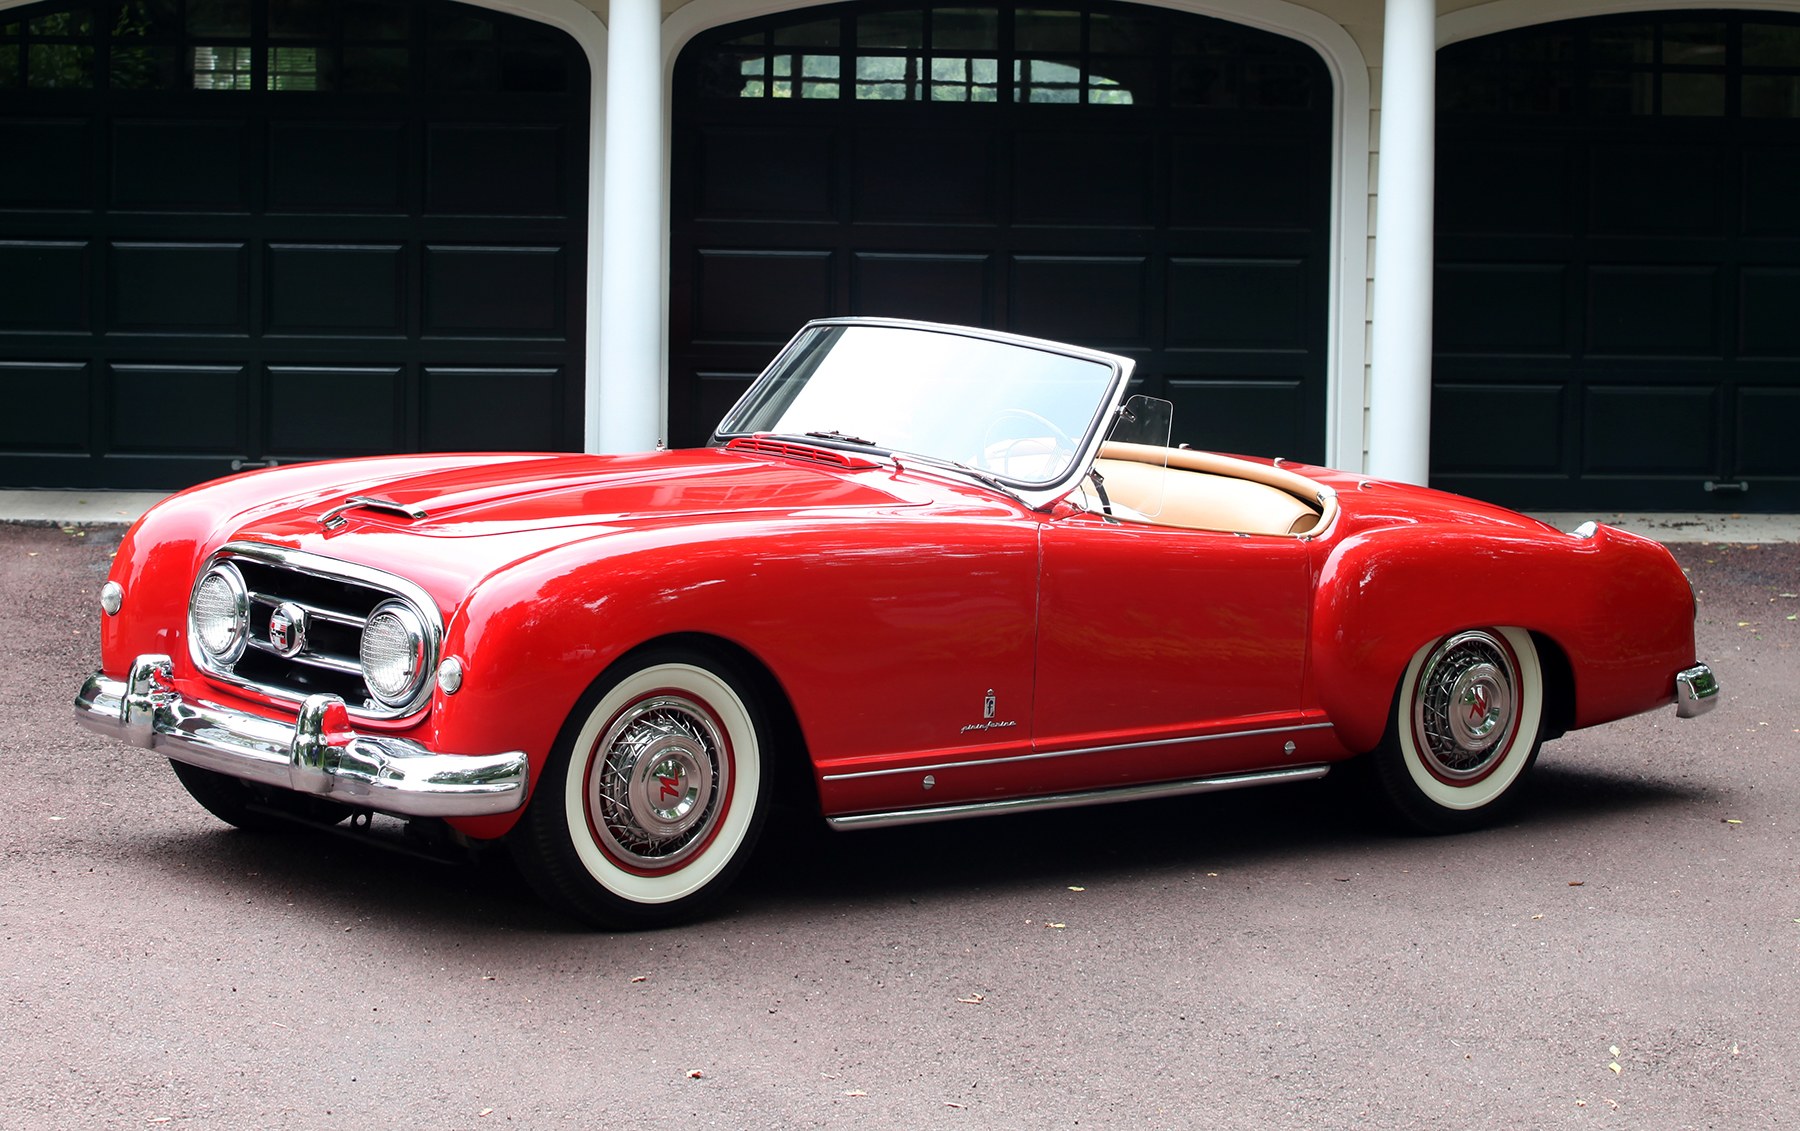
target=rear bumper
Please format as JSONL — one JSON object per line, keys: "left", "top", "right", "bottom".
{"left": 1675, "top": 663, "right": 1721, "bottom": 719}
{"left": 74, "top": 654, "right": 528, "bottom": 818}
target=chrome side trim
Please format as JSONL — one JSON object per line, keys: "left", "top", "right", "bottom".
{"left": 827, "top": 764, "right": 1330, "bottom": 831}
{"left": 75, "top": 655, "right": 526, "bottom": 818}
{"left": 821, "top": 721, "right": 1335, "bottom": 782}
{"left": 1675, "top": 663, "right": 1721, "bottom": 719}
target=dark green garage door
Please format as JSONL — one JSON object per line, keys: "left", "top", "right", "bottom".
{"left": 0, "top": 0, "right": 588, "bottom": 490}
{"left": 1435, "top": 12, "right": 1800, "bottom": 512}
{"left": 669, "top": 0, "right": 1332, "bottom": 458}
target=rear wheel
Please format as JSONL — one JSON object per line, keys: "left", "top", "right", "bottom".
{"left": 1369, "top": 627, "right": 1544, "bottom": 834}
{"left": 510, "top": 646, "right": 771, "bottom": 929}
{"left": 169, "top": 760, "right": 355, "bottom": 831}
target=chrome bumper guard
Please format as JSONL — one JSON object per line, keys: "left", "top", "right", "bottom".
{"left": 74, "top": 654, "right": 528, "bottom": 818}
{"left": 1675, "top": 663, "right": 1721, "bottom": 719}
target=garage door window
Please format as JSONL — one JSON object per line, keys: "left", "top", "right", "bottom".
{"left": 1443, "top": 16, "right": 1800, "bottom": 118}
{"left": 2, "top": 0, "right": 565, "bottom": 93}
{"left": 701, "top": 3, "right": 1318, "bottom": 109}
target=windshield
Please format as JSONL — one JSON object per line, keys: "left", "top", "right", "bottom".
{"left": 714, "top": 321, "right": 1127, "bottom": 492}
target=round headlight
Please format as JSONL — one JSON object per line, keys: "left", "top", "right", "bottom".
{"left": 191, "top": 564, "right": 248, "bottom": 664}
{"left": 360, "top": 600, "right": 429, "bottom": 708}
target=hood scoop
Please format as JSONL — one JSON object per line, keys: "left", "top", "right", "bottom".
{"left": 321, "top": 494, "right": 431, "bottom": 530}
{"left": 726, "top": 435, "right": 884, "bottom": 471}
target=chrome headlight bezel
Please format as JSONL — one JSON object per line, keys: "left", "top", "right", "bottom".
{"left": 359, "top": 599, "right": 432, "bottom": 710}
{"left": 189, "top": 562, "right": 250, "bottom": 665}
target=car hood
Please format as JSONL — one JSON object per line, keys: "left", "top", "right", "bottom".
{"left": 188, "top": 448, "right": 932, "bottom": 595}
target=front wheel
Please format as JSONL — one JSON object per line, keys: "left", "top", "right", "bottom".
{"left": 510, "top": 646, "right": 771, "bottom": 929}
{"left": 1368, "top": 627, "right": 1544, "bottom": 834}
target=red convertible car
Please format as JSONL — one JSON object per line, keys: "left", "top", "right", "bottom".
{"left": 76, "top": 318, "right": 1719, "bottom": 928}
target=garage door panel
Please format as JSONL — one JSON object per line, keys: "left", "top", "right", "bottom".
{"left": 1436, "top": 263, "right": 1567, "bottom": 354}
{"left": 268, "top": 121, "right": 409, "bottom": 213}
{"left": 422, "top": 366, "right": 560, "bottom": 450}
{"left": 673, "top": 3, "right": 1330, "bottom": 458}
{"left": 1586, "top": 264, "right": 1719, "bottom": 355}
{"left": 1739, "top": 267, "right": 1800, "bottom": 356}
{"left": 1438, "top": 13, "right": 1800, "bottom": 510}
{"left": 1735, "top": 385, "right": 1800, "bottom": 475}
{"left": 111, "top": 119, "right": 249, "bottom": 212}
{"left": 1742, "top": 145, "right": 1800, "bottom": 236}
{"left": 1582, "top": 384, "right": 1717, "bottom": 474}
{"left": 852, "top": 252, "right": 991, "bottom": 324}
{"left": 265, "top": 366, "right": 404, "bottom": 455}
{"left": 1168, "top": 258, "right": 1306, "bottom": 349}
{"left": 423, "top": 245, "right": 563, "bottom": 335}
{"left": 426, "top": 123, "right": 566, "bottom": 217}
{"left": 0, "top": 0, "right": 589, "bottom": 489}
{"left": 1165, "top": 377, "right": 1306, "bottom": 458}
{"left": 852, "top": 128, "right": 995, "bottom": 223}
{"left": 108, "top": 363, "right": 246, "bottom": 454}
{"left": 1010, "top": 255, "right": 1146, "bottom": 342}
{"left": 1169, "top": 138, "right": 1316, "bottom": 231}
{"left": 0, "top": 361, "right": 89, "bottom": 450}
{"left": 694, "top": 249, "right": 834, "bottom": 343}
{"left": 0, "top": 240, "right": 89, "bottom": 331}
{"left": 1013, "top": 131, "right": 1154, "bottom": 227}
{"left": 1431, "top": 382, "right": 1565, "bottom": 473}
{"left": 1588, "top": 143, "right": 1724, "bottom": 236}
{"left": 110, "top": 242, "right": 248, "bottom": 332}
{"left": 697, "top": 127, "right": 836, "bottom": 220}
{"left": 1437, "top": 142, "right": 1573, "bottom": 236}
{"left": 692, "top": 369, "right": 761, "bottom": 446}
{"left": 0, "top": 119, "right": 92, "bottom": 208}
{"left": 267, "top": 243, "right": 406, "bottom": 334}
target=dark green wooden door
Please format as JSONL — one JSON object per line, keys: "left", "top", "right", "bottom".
{"left": 0, "top": 0, "right": 589, "bottom": 489}
{"left": 669, "top": 0, "right": 1333, "bottom": 460}
{"left": 1435, "top": 12, "right": 1800, "bottom": 511}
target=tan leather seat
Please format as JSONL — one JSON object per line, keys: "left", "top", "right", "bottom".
{"left": 1083, "top": 445, "right": 1330, "bottom": 536}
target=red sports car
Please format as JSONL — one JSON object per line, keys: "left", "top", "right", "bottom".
{"left": 76, "top": 318, "right": 1719, "bottom": 928}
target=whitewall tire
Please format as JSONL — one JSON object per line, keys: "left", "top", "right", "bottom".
{"left": 1370, "top": 626, "right": 1544, "bottom": 834}
{"left": 512, "top": 646, "right": 770, "bottom": 928}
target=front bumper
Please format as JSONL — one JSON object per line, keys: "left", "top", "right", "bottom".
{"left": 75, "top": 654, "right": 528, "bottom": 818}
{"left": 1675, "top": 663, "right": 1721, "bottom": 719}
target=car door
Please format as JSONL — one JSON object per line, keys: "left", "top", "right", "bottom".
{"left": 1032, "top": 510, "right": 1323, "bottom": 790}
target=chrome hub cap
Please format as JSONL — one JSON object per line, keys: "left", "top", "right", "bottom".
{"left": 1414, "top": 632, "right": 1519, "bottom": 782}
{"left": 588, "top": 695, "right": 727, "bottom": 869}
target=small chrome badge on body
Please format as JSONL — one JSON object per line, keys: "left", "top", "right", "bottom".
{"left": 962, "top": 688, "right": 1016, "bottom": 734}
{"left": 268, "top": 602, "right": 308, "bottom": 658}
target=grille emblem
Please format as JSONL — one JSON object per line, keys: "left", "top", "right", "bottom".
{"left": 268, "top": 602, "right": 308, "bottom": 658}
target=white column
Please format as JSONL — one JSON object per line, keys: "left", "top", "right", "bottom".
{"left": 1367, "top": 0, "right": 1437, "bottom": 485}
{"left": 591, "top": 0, "right": 664, "bottom": 453}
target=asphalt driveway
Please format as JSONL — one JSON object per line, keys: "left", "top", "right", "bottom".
{"left": 3, "top": 521, "right": 1795, "bottom": 1129}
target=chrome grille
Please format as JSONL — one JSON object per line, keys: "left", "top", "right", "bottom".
{"left": 188, "top": 543, "right": 441, "bottom": 719}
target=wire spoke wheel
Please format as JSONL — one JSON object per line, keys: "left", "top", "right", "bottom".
{"left": 1372, "top": 627, "right": 1545, "bottom": 833}
{"left": 512, "top": 647, "right": 770, "bottom": 928}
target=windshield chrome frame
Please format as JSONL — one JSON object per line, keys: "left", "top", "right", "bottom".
{"left": 711, "top": 317, "right": 1135, "bottom": 511}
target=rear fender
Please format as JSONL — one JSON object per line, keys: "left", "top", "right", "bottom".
{"left": 1310, "top": 527, "right": 1604, "bottom": 754}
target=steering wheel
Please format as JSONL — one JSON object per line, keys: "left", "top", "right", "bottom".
{"left": 979, "top": 408, "right": 1078, "bottom": 474}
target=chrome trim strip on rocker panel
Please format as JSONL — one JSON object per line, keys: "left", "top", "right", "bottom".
{"left": 820, "top": 721, "right": 1336, "bottom": 782}
{"left": 826, "top": 764, "right": 1331, "bottom": 831}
